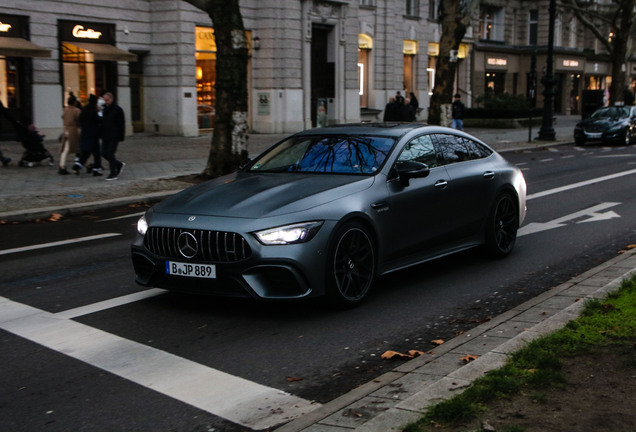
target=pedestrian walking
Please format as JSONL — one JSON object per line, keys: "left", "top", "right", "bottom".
{"left": 452, "top": 93, "right": 465, "bottom": 130}
{"left": 101, "top": 92, "right": 126, "bottom": 181}
{"left": 73, "top": 94, "right": 103, "bottom": 176}
{"left": 409, "top": 92, "right": 419, "bottom": 111}
{"left": 59, "top": 94, "right": 81, "bottom": 175}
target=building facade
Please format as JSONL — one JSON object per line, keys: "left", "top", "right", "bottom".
{"left": 0, "top": 0, "right": 634, "bottom": 141}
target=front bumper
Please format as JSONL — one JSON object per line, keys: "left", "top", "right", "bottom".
{"left": 130, "top": 221, "right": 336, "bottom": 300}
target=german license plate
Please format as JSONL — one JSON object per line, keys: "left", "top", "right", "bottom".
{"left": 166, "top": 261, "right": 216, "bottom": 278}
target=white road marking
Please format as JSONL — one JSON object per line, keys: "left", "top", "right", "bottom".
{"left": 519, "top": 202, "right": 620, "bottom": 237}
{"left": 0, "top": 233, "right": 122, "bottom": 256}
{"left": 54, "top": 289, "right": 166, "bottom": 319}
{"left": 527, "top": 167, "right": 636, "bottom": 200}
{"left": 97, "top": 211, "right": 145, "bottom": 222}
{"left": 0, "top": 297, "right": 320, "bottom": 430}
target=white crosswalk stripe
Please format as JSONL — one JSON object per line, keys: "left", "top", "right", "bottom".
{"left": 0, "top": 296, "right": 320, "bottom": 430}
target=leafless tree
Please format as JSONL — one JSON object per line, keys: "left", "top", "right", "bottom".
{"left": 563, "top": 0, "right": 635, "bottom": 105}
{"left": 184, "top": 0, "right": 249, "bottom": 177}
{"left": 428, "top": 0, "right": 479, "bottom": 125}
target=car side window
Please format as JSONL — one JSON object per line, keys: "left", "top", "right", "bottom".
{"left": 433, "top": 134, "right": 472, "bottom": 165}
{"left": 461, "top": 137, "right": 493, "bottom": 159}
{"left": 396, "top": 134, "right": 440, "bottom": 168}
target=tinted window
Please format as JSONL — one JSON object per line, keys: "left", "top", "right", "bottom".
{"left": 251, "top": 135, "right": 394, "bottom": 174}
{"left": 434, "top": 134, "right": 472, "bottom": 164}
{"left": 397, "top": 134, "right": 440, "bottom": 167}
{"left": 461, "top": 137, "right": 493, "bottom": 159}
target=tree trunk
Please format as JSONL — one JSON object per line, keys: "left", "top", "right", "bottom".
{"left": 201, "top": 0, "right": 249, "bottom": 178}
{"left": 428, "top": 0, "right": 472, "bottom": 125}
{"left": 609, "top": 0, "right": 634, "bottom": 104}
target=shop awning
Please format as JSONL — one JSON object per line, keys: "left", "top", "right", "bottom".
{"left": 0, "top": 37, "right": 51, "bottom": 58}
{"left": 68, "top": 41, "right": 137, "bottom": 62}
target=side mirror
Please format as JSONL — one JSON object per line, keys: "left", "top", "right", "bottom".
{"left": 396, "top": 161, "right": 430, "bottom": 187}
{"left": 239, "top": 158, "right": 252, "bottom": 170}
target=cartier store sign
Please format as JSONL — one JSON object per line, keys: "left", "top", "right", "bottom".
{"left": 59, "top": 20, "right": 114, "bottom": 44}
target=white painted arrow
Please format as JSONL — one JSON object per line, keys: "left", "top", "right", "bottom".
{"left": 518, "top": 202, "right": 621, "bottom": 237}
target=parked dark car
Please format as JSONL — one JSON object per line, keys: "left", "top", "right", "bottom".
{"left": 131, "top": 123, "right": 527, "bottom": 308}
{"left": 574, "top": 105, "right": 636, "bottom": 146}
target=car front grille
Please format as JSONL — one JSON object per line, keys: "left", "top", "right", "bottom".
{"left": 144, "top": 227, "right": 252, "bottom": 262}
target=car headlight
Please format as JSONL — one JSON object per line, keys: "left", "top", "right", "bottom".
{"left": 137, "top": 215, "right": 148, "bottom": 236}
{"left": 254, "top": 221, "right": 323, "bottom": 245}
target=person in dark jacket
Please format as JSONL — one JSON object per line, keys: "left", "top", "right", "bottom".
{"left": 383, "top": 97, "right": 400, "bottom": 122}
{"left": 73, "top": 94, "right": 102, "bottom": 175}
{"left": 451, "top": 93, "right": 465, "bottom": 130}
{"left": 101, "top": 92, "right": 126, "bottom": 180}
{"left": 400, "top": 98, "right": 416, "bottom": 122}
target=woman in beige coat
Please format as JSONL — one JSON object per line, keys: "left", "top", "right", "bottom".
{"left": 59, "top": 94, "right": 81, "bottom": 174}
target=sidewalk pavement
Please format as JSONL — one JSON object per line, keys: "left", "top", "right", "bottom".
{"left": 5, "top": 115, "right": 633, "bottom": 432}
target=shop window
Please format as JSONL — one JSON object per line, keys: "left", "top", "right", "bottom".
{"left": 358, "top": 34, "right": 372, "bottom": 108}
{"left": 0, "top": 57, "right": 19, "bottom": 108}
{"left": 403, "top": 40, "right": 417, "bottom": 96}
{"left": 61, "top": 42, "right": 108, "bottom": 104}
{"left": 485, "top": 72, "right": 506, "bottom": 95}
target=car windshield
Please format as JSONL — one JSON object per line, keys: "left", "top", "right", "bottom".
{"left": 250, "top": 135, "right": 395, "bottom": 174}
{"left": 590, "top": 107, "right": 630, "bottom": 119}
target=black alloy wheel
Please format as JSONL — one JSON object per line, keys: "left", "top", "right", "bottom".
{"left": 326, "top": 223, "right": 376, "bottom": 308}
{"left": 485, "top": 193, "right": 519, "bottom": 258}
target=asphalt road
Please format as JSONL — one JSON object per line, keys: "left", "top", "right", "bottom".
{"left": 2, "top": 142, "right": 636, "bottom": 431}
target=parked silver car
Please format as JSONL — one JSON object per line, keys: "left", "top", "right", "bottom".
{"left": 131, "top": 123, "right": 526, "bottom": 308}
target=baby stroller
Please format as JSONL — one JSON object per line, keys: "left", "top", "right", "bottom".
{"left": 17, "top": 123, "right": 54, "bottom": 167}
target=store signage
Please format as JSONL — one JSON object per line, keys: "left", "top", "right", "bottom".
{"left": 0, "top": 21, "right": 11, "bottom": 32}
{"left": 562, "top": 59, "right": 579, "bottom": 68}
{"left": 72, "top": 25, "right": 102, "bottom": 40}
{"left": 487, "top": 57, "right": 507, "bottom": 66}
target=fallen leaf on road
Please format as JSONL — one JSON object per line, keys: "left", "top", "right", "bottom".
{"left": 460, "top": 354, "right": 479, "bottom": 363}
{"left": 381, "top": 350, "right": 424, "bottom": 360}
{"left": 431, "top": 339, "right": 445, "bottom": 345}
{"left": 286, "top": 376, "right": 303, "bottom": 382}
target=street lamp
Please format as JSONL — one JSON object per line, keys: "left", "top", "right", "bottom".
{"left": 538, "top": 0, "right": 556, "bottom": 140}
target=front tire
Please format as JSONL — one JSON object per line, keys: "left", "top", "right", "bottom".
{"left": 326, "top": 223, "right": 376, "bottom": 308}
{"left": 485, "top": 193, "right": 519, "bottom": 258}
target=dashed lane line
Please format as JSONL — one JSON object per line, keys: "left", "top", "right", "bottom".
{"left": 0, "top": 233, "right": 122, "bottom": 256}
{"left": 527, "top": 167, "right": 636, "bottom": 200}
{"left": 0, "top": 297, "right": 320, "bottom": 430}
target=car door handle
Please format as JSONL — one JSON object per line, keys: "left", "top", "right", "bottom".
{"left": 483, "top": 171, "right": 495, "bottom": 179}
{"left": 434, "top": 180, "right": 448, "bottom": 189}
{"left": 371, "top": 201, "right": 389, "bottom": 212}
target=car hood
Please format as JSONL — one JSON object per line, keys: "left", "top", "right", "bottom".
{"left": 579, "top": 117, "right": 624, "bottom": 130}
{"left": 153, "top": 172, "right": 375, "bottom": 218}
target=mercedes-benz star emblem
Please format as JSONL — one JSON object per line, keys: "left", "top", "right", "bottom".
{"left": 177, "top": 232, "right": 198, "bottom": 258}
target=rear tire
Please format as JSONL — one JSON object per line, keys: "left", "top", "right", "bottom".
{"left": 485, "top": 193, "right": 519, "bottom": 258}
{"left": 326, "top": 222, "right": 376, "bottom": 308}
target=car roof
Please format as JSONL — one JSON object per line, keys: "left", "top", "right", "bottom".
{"left": 292, "top": 122, "right": 460, "bottom": 139}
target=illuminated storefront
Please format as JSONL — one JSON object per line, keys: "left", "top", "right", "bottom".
{"left": 0, "top": 13, "right": 50, "bottom": 139}
{"left": 195, "top": 26, "right": 216, "bottom": 129}
{"left": 59, "top": 20, "right": 136, "bottom": 105}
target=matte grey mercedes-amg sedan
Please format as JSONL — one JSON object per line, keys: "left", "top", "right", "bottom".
{"left": 131, "top": 123, "right": 526, "bottom": 308}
